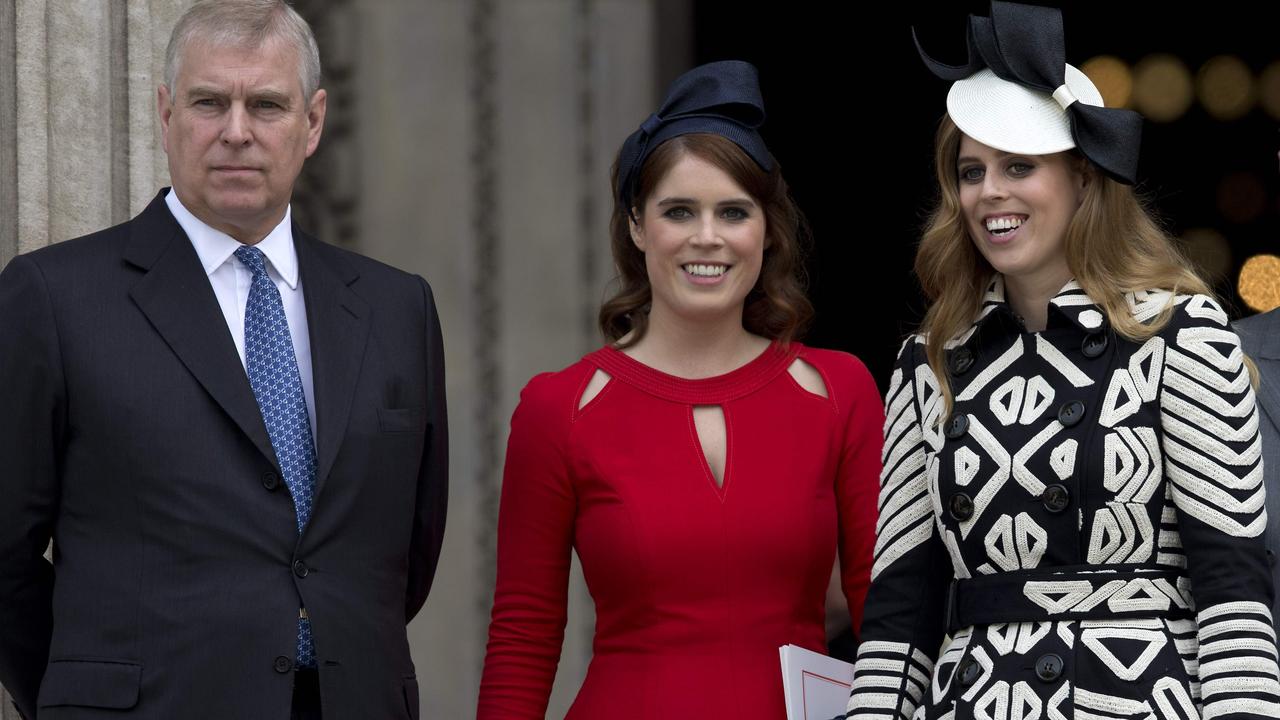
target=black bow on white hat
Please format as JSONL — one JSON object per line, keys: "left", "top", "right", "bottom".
{"left": 915, "top": 1, "right": 1143, "bottom": 184}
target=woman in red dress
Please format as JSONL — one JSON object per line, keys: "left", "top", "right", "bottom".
{"left": 477, "top": 60, "right": 883, "bottom": 719}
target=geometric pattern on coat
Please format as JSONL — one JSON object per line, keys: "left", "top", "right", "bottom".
{"left": 848, "top": 278, "right": 1280, "bottom": 720}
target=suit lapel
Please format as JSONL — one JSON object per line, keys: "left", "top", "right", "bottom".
{"left": 295, "top": 231, "right": 370, "bottom": 499}
{"left": 125, "top": 193, "right": 280, "bottom": 471}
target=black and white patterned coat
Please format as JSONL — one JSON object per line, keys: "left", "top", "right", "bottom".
{"left": 849, "top": 278, "right": 1279, "bottom": 720}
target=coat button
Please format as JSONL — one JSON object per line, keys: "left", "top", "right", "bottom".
{"left": 1057, "top": 401, "right": 1085, "bottom": 427}
{"left": 1035, "top": 653, "right": 1064, "bottom": 681}
{"left": 949, "top": 493, "right": 975, "bottom": 521}
{"left": 274, "top": 656, "right": 293, "bottom": 673}
{"left": 945, "top": 413, "right": 970, "bottom": 440}
{"left": 261, "top": 472, "right": 280, "bottom": 491}
{"left": 949, "top": 347, "right": 975, "bottom": 376}
{"left": 1082, "top": 332, "right": 1108, "bottom": 358}
{"left": 958, "top": 656, "right": 981, "bottom": 686}
{"left": 293, "top": 560, "right": 309, "bottom": 578}
{"left": 1041, "top": 484, "right": 1071, "bottom": 513}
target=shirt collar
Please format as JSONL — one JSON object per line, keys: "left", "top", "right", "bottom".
{"left": 165, "top": 189, "right": 299, "bottom": 289}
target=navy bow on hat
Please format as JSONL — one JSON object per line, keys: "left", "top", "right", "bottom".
{"left": 615, "top": 60, "right": 773, "bottom": 214}
{"left": 915, "top": 1, "right": 1143, "bottom": 184}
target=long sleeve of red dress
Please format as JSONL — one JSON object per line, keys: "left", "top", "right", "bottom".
{"left": 478, "top": 342, "right": 882, "bottom": 719}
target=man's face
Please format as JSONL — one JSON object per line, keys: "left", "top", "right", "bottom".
{"left": 158, "top": 36, "right": 325, "bottom": 243}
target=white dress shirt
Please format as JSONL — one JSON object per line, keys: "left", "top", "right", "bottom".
{"left": 165, "top": 189, "right": 317, "bottom": 439}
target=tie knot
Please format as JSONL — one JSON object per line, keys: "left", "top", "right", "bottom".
{"left": 234, "top": 245, "right": 269, "bottom": 279}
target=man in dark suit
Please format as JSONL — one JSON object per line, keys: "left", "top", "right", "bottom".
{"left": 1238, "top": 307, "right": 1280, "bottom": 624}
{"left": 0, "top": 1, "right": 446, "bottom": 718}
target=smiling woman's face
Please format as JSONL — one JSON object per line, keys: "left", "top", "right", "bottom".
{"left": 629, "top": 152, "right": 766, "bottom": 328}
{"left": 957, "top": 133, "right": 1085, "bottom": 289}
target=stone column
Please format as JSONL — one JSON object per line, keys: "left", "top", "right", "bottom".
{"left": 0, "top": 0, "right": 188, "bottom": 273}
{"left": 351, "top": 1, "right": 656, "bottom": 716}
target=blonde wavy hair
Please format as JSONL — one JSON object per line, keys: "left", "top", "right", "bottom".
{"left": 916, "top": 115, "right": 1226, "bottom": 418}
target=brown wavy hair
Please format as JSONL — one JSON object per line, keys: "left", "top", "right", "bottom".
{"left": 598, "top": 133, "right": 812, "bottom": 347}
{"left": 918, "top": 115, "right": 1219, "bottom": 418}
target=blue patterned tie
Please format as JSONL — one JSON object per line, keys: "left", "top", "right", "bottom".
{"left": 234, "top": 245, "right": 317, "bottom": 669}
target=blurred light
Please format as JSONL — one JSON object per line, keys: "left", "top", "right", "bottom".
{"left": 1081, "top": 56, "right": 1133, "bottom": 108}
{"left": 1259, "top": 61, "right": 1280, "bottom": 120}
{"left": 1180, "top": 228, "right": 1232, "bottom": 283}
{"left": 1239, "top": 254, "right": 1280, "bottom": 313}
{"left": 1217, "top": 172, "right": 1267, "bottom": 224}
{"left": 1132, "top": 54, "right": 1194, "bottom": 122}
{"left": 1198, "top": 55, "right": 1255, "bottom": 121}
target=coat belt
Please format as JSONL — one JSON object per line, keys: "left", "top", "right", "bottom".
{"left": 946, "top": 564, "right": 1194, "bottom": 633}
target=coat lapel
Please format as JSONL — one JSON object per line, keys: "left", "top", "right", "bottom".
{"left": 295, "top": 230, "right": 370, "bottom": 499}
{"left": 125, "top": 192, "right": 280, "bottom": 471}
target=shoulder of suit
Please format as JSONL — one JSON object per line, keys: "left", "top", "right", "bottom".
{"left": 298, "top": 234, "right": 418, "bottom": 282}
{"left": 1235, "top": 307, "right": 1280, "bottom": 335}
{"left": 16, "top": 218, "right": 134, "bottom": 271}
{"left": 1235, "top": 307, "right": 1280, "bottom": 356}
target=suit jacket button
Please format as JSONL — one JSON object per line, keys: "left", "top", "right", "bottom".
{"left": 949, "top": 493, "right": 975, "bottom": 522}
{"left": 274, "top": 656, "right": 293, "bottom": 673}
{"left": 1041, "top": 484, "right": 1071, "bottom": 513}
{"left": 1057, "top": 401, "right": 1085, "bottom": 427}
{"left": 293, "top": 560, "right": 309, "bottom": 578}
{"left": 945, "top": 413, "right": 970, "bottom": 440}
{"left": 1035, "top": 653, "right": 1064, "bottom": 681}
{"left": 261, "top": 472, "right": 280, "bottom": 491}
{"left": 1082, "top": 332, "right": 1108, "bottom": 358}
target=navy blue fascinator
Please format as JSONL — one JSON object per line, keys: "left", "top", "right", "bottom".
{"left": 615, "top": 60, "right": 772, "bottom": 215}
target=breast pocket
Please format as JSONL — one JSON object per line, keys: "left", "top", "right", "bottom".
{"left": 378, "top": 407, "right": 427, "bottom": 433}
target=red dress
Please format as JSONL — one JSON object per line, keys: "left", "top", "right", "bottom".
{"left": 477, "top": 342, "right": 883, "bottom": 718}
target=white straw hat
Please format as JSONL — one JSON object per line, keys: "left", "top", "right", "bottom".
{"left": 946, "top": 65, "right": 1104, "bottom": 155}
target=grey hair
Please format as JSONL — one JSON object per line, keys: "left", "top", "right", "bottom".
{"left": 164, "top": 0, "right": 322, "bottom": 104}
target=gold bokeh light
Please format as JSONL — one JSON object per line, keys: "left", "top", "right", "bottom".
{"left": 1132, "top": 54, "right": 1194, "bottom": 122}
{"left": 1198, "top": 55, "right": 1255, "bottom": 121}
{"left": 1081, "top": 56, "right": 1132, "bottom": 109}
{"left": 1239, "top": 254, "right": 1280, "bottom": 313}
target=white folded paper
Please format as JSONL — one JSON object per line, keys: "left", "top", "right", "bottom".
{"left": 779, "top": 644, "right": 854, "bottom": 720}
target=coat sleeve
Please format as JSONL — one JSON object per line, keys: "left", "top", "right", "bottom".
{"left": 405, "top": 277, "right": 449, "bottom": 621}
{"left": 0, "top": 255, "right": 65, "bottom": 719}
{"left": 848, "top": 338, "right": 953, "bottom": 720}
{"left": 1160, "top": 296, "right": 1280, "bottom": 719}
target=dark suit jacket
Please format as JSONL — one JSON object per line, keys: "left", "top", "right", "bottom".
{"left": 0, "top": 191, "right": 447, "bottom": 719}
{"left": 1237, "top": 308, "right": 1280, "bottom": 624}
